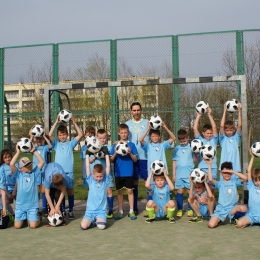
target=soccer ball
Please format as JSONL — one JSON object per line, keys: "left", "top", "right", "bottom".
{"left": 190, "top": 139, "right": 203, "bottom": 153}
{"left": 85, "top": 136, "right": 102, "bottom": 154}
{"left": 226, "top": 99, "right": 238, "bottom": 113}
{"left": 190, "top": 168, "right": 206, "bottom": 183}
{"left": 96, "top": 150, "right": 105, "bottom": 159}
{"left": 115, "top": 142, "right": 129, "bottom": 156}
{"left": 47, "top": 213, "right": 63, "bottom": 227}
{"left": 251, "top": 142, "right": 260, "bottom": 158}
{"left": 150, "top": 160, "right": 164, "bottom": 175}
{"left": 59, "top": 109, "right": 72, "bottom": 123}
{"left": 200, "top": 144, "right": 216, "bottom": 160}
{"left": 31, "top": 124, "right": 44, "bottom": 138}
{"left": 17, "top": 138, "right": 32, "bottom": 153}
{"left": 149, "top": 115, "right": 162, "bottom": 130}
{"left": 195, "top": 101, "right": 209, "bottom": 114}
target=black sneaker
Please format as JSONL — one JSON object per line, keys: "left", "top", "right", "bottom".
{"left": 188, "top": 216, "right": 203, "bottom": 223}
{"left": 168, "top": 217, "right": 176, "bottom": 224}
{"left": 134, "top": 209, "right": 139, "bottom": 216}
{"left": 145, "top": 217, "right": 155, "bottom": 223}
{"left": 68, "top": 211, "right": 75, "bottom": 220}
{"left": 62, "top": 212, "right": 67, "bottom": 218}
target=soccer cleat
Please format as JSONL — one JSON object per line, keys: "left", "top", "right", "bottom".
{"left": 68, "top": 211, "right": 74, "bottom": 220}
{"left": 145, "top": 217, "right": 156, "bottom": 223}
{"left": 62, "top": 211, "right": 67, "bottom": 218}
{"left": 232, "top": 217, "right": 238, "bottom": 226}
{"left": 188, "top": 216, "right": 203, "bottom": 223}
{"left": 128, "top": 212, "right": 137, "bottom": 220}
{"left": 107, "top": 211, "right": 114, "bottom": 219}
{"left": 114, "top": 211, "right": 123, "bottom": 220}
{"left": 176, "top": 210, "right": 183, "bottom": 218}
{"left": 134, "top": 209, "right": 139, "bottom": 216}
{"left": 143, "top": 211, "right": 148, "bottom": 218}
{"left": 168, "top": 217, "right": 176, "bottom": 224}
{"left": 187, "top": 210, "right": 194, "bottom": 217}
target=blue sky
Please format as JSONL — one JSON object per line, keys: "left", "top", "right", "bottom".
{"left": 1, "top": 0, "right": 260, "bottom": 47}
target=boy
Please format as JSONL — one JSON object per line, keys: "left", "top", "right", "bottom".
{"left": 208, "top": 161, "right": 247, "bottom": 228}
{"left": 125, "top": 101, "right": 149, "bottom": 215}
{"left": 43, "top": 162, "right": 71, "bottom": 226}
{"left": 172, "top": 129, "right": 196, "bottom": 218}
{"left": 80, "top": 126, "right": 96, "bottom": 188}
{"left": 236, "top": 151, "right": 260, "bottom": 228}
{"left": 80, "top": 149, "right": 110, "bottom": 230}
{"left": 10, "top": 144, "right": 44, "bottom": 229}
{"left": 110, "top": 123, "right": 138, "bottom": 220}
{"left": 193, "top": 106, "right": 218, "bottom": 180}
{"left": 188, "top": 171, "right": 215, "bottom": 223}
{"left": 0, "top": 170, "right": 9, "bottom": 229}
{"left": 219, "top": 102, "right": 242, "bottom": 178}
{"left": 145, "top": 169, "right": 176, "bottom": 223}
{"left": 49, "top": 114, "right": 83, "bottom": 219}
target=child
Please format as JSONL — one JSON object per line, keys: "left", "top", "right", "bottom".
{"left": 0, "top": 149, "right": 16, "bottom": 217}
{"left": 219, "top": 102, "right": 242, "bottom": 179}
{"left": 80, "top": 126, "right": 96, "bottom": 189}
{"left": 43, "top": 162, "right": 71, "bottom": 226}
{"left": 172, "top": 129, "right": 196, "bottom": 218}
{"left": 110, "top": 123, "right": 138, "bottom": 220}
{"left": 188, "top": 171, "right": 215, "bottom": 223}
{"left": 10, "top": 144, "right": 44, "bottom": 229}
{"left": 207, "top": 161, "right": 247, "bottom": 228}
{"left": 193, "top": 106, "right": 218, "bottom": 180}
{"left": 0, "top": 170, "right": 9, "bottom": 229}
{"left": 49, "top": 114, "right": 83, "bottom": 219}
{"left": 29, "top": 129, "right": 52, "bottom": 215}
{"left": 145, "top": 169, "right": 176, "bottom": 223}
{"left": 236, "top": 151, "right": 260, "bottom": 228}
{"left": 80, "top": 149, "right": 110, "bottom": 230}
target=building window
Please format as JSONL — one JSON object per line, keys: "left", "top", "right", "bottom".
{"left": 23, "top": 101, "right": 34, "bottom": 108}
{"left": 5, "top": 91, "right": 18, "bottom": 98}
{"left": 38, "top": 89, "right": 44, "bottom": 95}
{"left": 144, "top": 95, "right": 156, "bottom": 107}
{"left": 9, "top": 102, "right": 19, "bottom": 110}
{"left": 22, "top": 90, "right": 35, "bottom": 97}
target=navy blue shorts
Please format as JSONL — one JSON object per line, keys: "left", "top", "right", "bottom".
{"left": 133, "top": 160, "right": 148, "bottom": 181}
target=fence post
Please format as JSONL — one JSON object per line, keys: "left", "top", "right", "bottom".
{"left": 0, "top": 48, "right": 4, "bottom": 149}
{"left": 236, "top": 31, "right": 244, "bottom": 97}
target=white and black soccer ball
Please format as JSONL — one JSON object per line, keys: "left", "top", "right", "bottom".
{"left": 190, "top": 168, "right": 206, "bottom": 183}
{"left": 96, "top": 150, "right": 105, "bottom": 159}
{"left": 200, "top": 144, "right": 216, "bottom": 160}
{"left": 150, "top": 160, "right": 164, "bottom": 175}
{"left": 190, "top": 139, "right": 203, "bottom": 153}
{"left": 85, "top": 136, "right": 102, "bottom": 154}
{"left": 251, "top": 142, "right": 260, "bottom": 158}
{"left": 115, "top": 142, "right": 129, "bottom": 156}
{"left": 47, "top": 213, "right": 63, "bottom": 227}
{"left": 195, "top": 101, "right": 209, "bottom": 114}
{"left": 149, "top": 115, "right": 162, "bottom": 130}
{"left": 31, "top": 124, "right": 44, "bottom": 138}
{"left": 17, "top": 138, "right": 32, "bottom": 153}
{"left": 59, "top": 109, "right": 72, "bottom": 123}
{"left": 226, "top": 99, "right": 238, "bottom": 113}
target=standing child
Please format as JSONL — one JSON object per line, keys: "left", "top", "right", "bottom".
{"left": 10, "top": 144, "right": 44, "bottom": 229}
{"left": 0, "top": 149, "right": 16, "bottom": 217}
{"left": 172, "top": 129, "right": 196, "bottom": 218}
{"left": 188, "top": 168, "right": 215, "bottom": 223}
{"left": 207, "top": 161, "right": 247, "bottom": 228}
{"left": 145, "top": 169, "right": 176, "bottom": 223}
{"left": 110, "top": 123, "right": 138, "bottom": 220}
{"left": 29, "top": 129, "right": 52, "bottom": 216}
{"left": 80, "top": 149, "right": 110, "bottom": 230}
{"left": 193, "top": 106, "right": 218, "bottom": 181}
{"left": 219, "top": 102, "right": 242, "bottom": 180}
{"left": 80, "top": 126, "right": 96, "bottom": 189}
{"left": 236, "top": 151, "right": 260, "bottom": 228}
{"left": 49, "top": 114, "right": 83, "bottom": 219}
{"left": 0, "top": 170, "right": 9, "bottom": 229}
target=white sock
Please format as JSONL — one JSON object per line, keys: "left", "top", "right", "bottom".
{"left": 119, "top": 209, "right": 123, "bottom": 214}
{"left": 129, "top": 209, "right": 134, "bottom": 214}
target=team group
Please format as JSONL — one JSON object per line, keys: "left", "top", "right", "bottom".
{"left": 0, "top": 100, "right": 259, "bottom": 230}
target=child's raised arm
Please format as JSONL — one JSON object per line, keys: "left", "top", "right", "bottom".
{"left": 204, "top": 174, "right": 214, "bottom": 200}
{"left": 188, "top": 175, "right": 195, "bottom": 201}
{"left": 145, "top": 171, "right": 153, "bottom": 191}
{"left": 10, "top": 145, "right": 20, "bottom": 173}
{"left": 85, "top": 153, "right": 92, "bottom": 177}
{"left": 193, "top": 111, "right": 202, "bottom": 138}
{"left": 139, "top": 122, "right": 150, "bottom": 146}
{"left": 207, "top": 107, "right": 218, "bottom": 136}
{"left": 71, "top": 115, "right": 83, "bottom": 142}
{"left": 48, "top": 115, "right": 60, "bottom": 142}
{"left": 219, "top": 103, "right": 227, "bottom": 135}
{"left": 43, "top": 131, "right": 52, "bottom": 149}
{"left": 162, "top": 121, "right": 176, "bottom": 144}
{"left": 31, "top": 144, "right": 44, "bottom": 170}
{"left": 205, "top": 159, "right": 215, "bottom": 186}
{"left": 223, "top": 169, "right": 248, "bottom": 182}
{"left": 164, "top": 169, "right": 174, "bottom": 191}
{"left": 237, "top": 102, "right": 242, "bottom": 135}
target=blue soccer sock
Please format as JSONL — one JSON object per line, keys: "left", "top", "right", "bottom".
{"left": 133, "top": 184, "right": 138, "bottom": 211}
{"left": 234, "top": 211, "right": 246, "bottom": 219}
{"left": 187, "top": 202, "right": 192, "bottom": 210}
{"left": 147, "top": 192, "right": 153, "bottom": 201}
{"left": 176, "top": 193, "right": 183, "bottom": 210}
{"left": 61, "top": 197, "right": 66, "bottom": 213}
{"left": 107, "top": 196, "right": 114, "bottom": 212}
{"left": 68, "top": 195, "right": 74, "bottom": 212}
{"left": 42, "top": 192, "right": 47, "bottom": 211}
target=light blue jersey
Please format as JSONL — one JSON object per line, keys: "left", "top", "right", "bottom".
{"left": 52, "top": 138, "right": 78, "bottom": 173}
{"left": 110, "top": 142, "right": 138, "bottom": 177}
{"left": 125, "top": 118, "right": 149, "bottom": 160}
{"left": 219, "top": 130, "right": 241, "bottom": 172}
{"left": 86, "top": 174, "right": 109, "bottom": 213}
{"left": 142, "top": 140, "right": 172, "bottom": 173}
{"left": 0, "top": 171, "right": 6, "bottom": 210}
{"left": 14, "top": 167, "right": 41, "bottom": 210}
{"left": 172, "top": 143, "right": 194, "bottom": 180}
{"left": 0, "top": 163, "right": 16, "bottom": 192}
{"left": 43, "top": 162, "right": 71, "bottom": 189}
{"left": 195, "top": 134, "right": 218, "bottom": 171}
{"left": 33, "top": 144, "right": 51, "bottom": 172}
{"left": 247, "top": 180, "right": 260, "bottom": 216}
